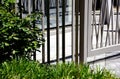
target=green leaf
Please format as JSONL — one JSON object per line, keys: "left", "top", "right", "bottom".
{"left": 4, "top": 42, "right": 9, "bottom": 46}
{"left": 12, "top": 50, "right": 19, "bottom": 55}
{"left": 13, "top": 37, "right": 19, "bottom": 40}
{"left": 12, "top": 50, "right": 16, "bottom": 54}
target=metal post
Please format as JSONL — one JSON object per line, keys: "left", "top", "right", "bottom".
{"left": 28, "top": 0, "right": 31, "bottom": 14}
{"left": 56, "top": 0, "right": 59, "bottom": 63}
{"left": 75, "top": 0, "right": 79, "bottom": 64}
{"left": 71, "top": 0, "right": 75, "bottom": 61}
{"left": 87, "top": 0, "right": 93, "bottom": 54}
{"left": 62, "top": 0, "right": 65, "bottom": 62}
{"left": 33, "top": 0, "right": 36, "bottom": 60}
{"left": 15, "top": 0, "right": 19, "bottom": 14}
{"left": 19, "top": 0, "right": 22, "bottom": 18}
{"left": 42, "top": 0, "right": 45, "bottom": 63}
{"left": 116, "top": 0, "right": 120, "bottom": 43}
{"left": 46, "top": 0, "right": 50, "bottom": 64}
{"left": 79, "top": 0, "right": 89, "bottom": 63}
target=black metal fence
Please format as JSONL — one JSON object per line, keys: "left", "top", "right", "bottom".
{"left": 1, "top": 0, "right": 119, "bottom": 64}
{"left": 16, "top": 0, "right": 71, "bottom": 64}
{"left": 21, "top": 0, "right": 69, "bottom": 14}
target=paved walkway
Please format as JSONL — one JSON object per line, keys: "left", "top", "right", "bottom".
{"left": 89, "top": 52, "right": 120, "bottom": 77}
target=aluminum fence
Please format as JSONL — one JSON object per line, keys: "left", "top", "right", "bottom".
{"left": 1, "top": 0, "right": 120, "bottom": 64}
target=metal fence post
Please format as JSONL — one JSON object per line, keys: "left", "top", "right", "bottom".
{"left": 62, "top": 0, "right": 66, "bottom": 62}
{"left": 75, "top": 0, "right": 79, "bottom": 64}
{"left": 42, "top": 0, "right": 45, "bottom": 63}
{"left": 46, "top": 0, "right": 50, "bottom": 64}
{"left": 32, "top": 0, "right": 36, "bottom": 60}
{"left": 79, "top": 0, "right": 90, "bottom": 63}
{"left": 19, "top": 0, "right": 22, "bottom": 18}
{"left": 71, "top": 0, "right": 75, "bottom": 61}
{"left": 28, "top": 0, "right": 31, "bottom": 14}
{"left": 56, "top": 0, "right": 60, "bottom": 63}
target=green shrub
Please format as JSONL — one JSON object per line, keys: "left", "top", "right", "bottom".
{"left": 0, "top": 58, "right": 47, "bottom": 79}
{"left": 0, "top": 0, "right": 44, "bottom": 62}
{"left": 0, "top": 59, "right": 119, "bottom": 79}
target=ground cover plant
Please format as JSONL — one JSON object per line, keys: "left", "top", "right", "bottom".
{"left": 0, "top": 58, "right": 119, "bottom": 79}
{"left": 0, "top": 0, "right": 44, "bottom": 62}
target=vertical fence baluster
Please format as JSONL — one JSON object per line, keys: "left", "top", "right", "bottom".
{"left": 32, "top": 0, "right": 36, "bottom": 60}
{"left": 62, "top": 0, "right": 65, "bottom": 62}
{"left": 97, "top": 1, "right": 103, "bottom": 48}
{"left": 105, "top": 0, "right": 113, "bottom": 46}
{"left": 28, "top": 0, "right": 31, "bottom": 14}
{"left": 115, "top": 0, "right": 119, "bottom": 44}
{"left": 72, "top": 0, "right": 75, "bottom": 61}
{"left": 56, "top": 0, "right": 59, "bottom": 63}
{"left": 42, "top": 0, "right": 45, "bottom": 63}
{"left": 100, "top": 0, "right": 107, "bottom": 47}
{"left": 93, "top": 0, "right": 99, "bottom": 48}
{"left": 117, "top": 0, "right": 120, "bottom": 43}
{"left": 46, "top": 0, "right": 50, "bottom": 64}
{"left": 111, "top": 0, "right": 114, "bottom": 45}
{"left": 15, "top": 0, "right": 19, "bottom": 14}
{"left": 19, "top": 0, "right": 22, "bottom": 18}
{"left": 75, "top": 0, "right": 79, "bottom": 64}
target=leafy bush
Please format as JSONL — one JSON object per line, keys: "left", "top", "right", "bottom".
{"left": 0, "top": 0, "right": 44, "bottom": 62}
{"left": 0, "top": 58, "right": 47, "bottom": 79}
{"left": 0, "top": 59, "right": 119, "bottom": 79}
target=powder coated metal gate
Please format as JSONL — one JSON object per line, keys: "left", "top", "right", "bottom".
{"left": 74, "top": 0, "right": 120, "bottom": 63}
{"left": 87, "top": 0, "right": 120, "bottom": 58}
